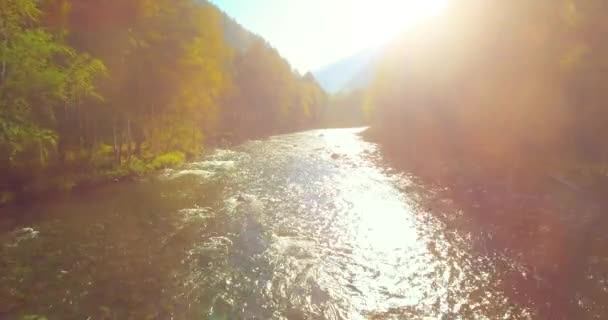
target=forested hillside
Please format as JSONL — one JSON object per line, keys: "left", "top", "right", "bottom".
{"left": 366, "top": 0, "right": 608, "bottom": 186}
{"left": 0, "top": 0, "right": 327, "bottom": 204}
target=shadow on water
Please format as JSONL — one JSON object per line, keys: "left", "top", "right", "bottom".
{"left": 1, "top": 128, "right": 606, "bottom": 319}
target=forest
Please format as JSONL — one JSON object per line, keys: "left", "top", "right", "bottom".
{"left": 365, "top": 0, "right": 608, "bottom": 189}
{"left": 4, "top": 1, "right": 608, "bottom": 318}
{"left": 0, "top": 0, "right": 327, "bottom": 204}
{"left": 5, "top": 0, "right": 608, "bottom": 204}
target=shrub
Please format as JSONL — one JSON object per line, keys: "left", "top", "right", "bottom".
{"left": 149, "top": 152, "right": 186, "bottom": 170}
{"left": 126, "top": 158, "right": 149, "bottom": 176}
{"left": 90, "top": 144, "right": 114, "bottom": 170}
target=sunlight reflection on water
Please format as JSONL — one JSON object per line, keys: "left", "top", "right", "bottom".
{"left": 220, "top": 128, "right": 529, "bottom": 319}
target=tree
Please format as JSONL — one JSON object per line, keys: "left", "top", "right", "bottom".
{"left": 0, "top": 0, "right": 104, "bottom": 170}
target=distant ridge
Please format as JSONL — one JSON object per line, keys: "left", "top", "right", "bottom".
{"left": 313, "top": 48, "right": 379, "bottom": 94}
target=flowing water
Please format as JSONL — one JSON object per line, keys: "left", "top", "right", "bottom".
{"left": 0, "top": 128, "right": 605, "bottom": 319}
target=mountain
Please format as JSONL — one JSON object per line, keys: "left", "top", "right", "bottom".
{"left": 208, "top": 0, "right": 372, "bottom": 95}
{"left": 313, "top": 48, "right": 379, "bottom": 94}
{"left": 200, "top": 0, "right": 258, "bottom": 52}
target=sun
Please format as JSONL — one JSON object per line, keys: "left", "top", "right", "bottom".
{"left": 352, "top": 0, "right": 449, "bottom": 48}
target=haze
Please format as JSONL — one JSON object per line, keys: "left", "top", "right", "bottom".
{"left": 211, "top": 0, "right": 448, "bottom": 72}
{"left": 4, "top": 0, "right": 608, "bottom": 319}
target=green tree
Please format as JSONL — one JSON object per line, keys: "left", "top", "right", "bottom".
{"left": 0, "top": 0, "right": 104, "bottom": 169}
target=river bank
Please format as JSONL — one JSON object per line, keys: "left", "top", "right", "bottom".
{"left": 0, "top": 127, "right": 328, "bottom": 209}
{"left": 0, "top": 150, "right": 187, "bottom": 209}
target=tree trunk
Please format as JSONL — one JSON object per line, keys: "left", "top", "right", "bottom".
{"left": 92, "top": 117, "right": 98, "bottom": 148}
{"left": 78, "top": 102, "right": 85, "bottom": 149}
{"left": 126, "top": 117, "right": 132, "bottom": 161}
{"left": 58, "top": 138, "right": 66, "bottom": 164}
{"left": 135, "top": 138, "right": 142, "bottom": 157}
{"left": 133, "top": 121, "right": 143, "bottom": 157}
{"left": 113, "top": 117, "right": 119, "bottom": 165}
{"left": 1, "top": 52, "right": 6, "bottom": 81}
{"left": 58, "top": 101, "right": 69, "bottom": 164}
{"left": 117, "top": 133, "right": 123, "bottom": 166}
{"left": 192, "top": 126, "right": 197, "bottom": 152}
{"left": 1, "top": 38, "right": 7, "bottom": 82}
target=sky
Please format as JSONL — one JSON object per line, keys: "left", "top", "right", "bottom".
{"left": 210, "top": 0, "right": 448, "bottom": 73}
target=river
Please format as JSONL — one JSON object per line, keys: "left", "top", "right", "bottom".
{"left": 1, "top": 128, "right": 606, "bottom": 319}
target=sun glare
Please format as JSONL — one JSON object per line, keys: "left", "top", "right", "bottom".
{"left": 348, "top": 0, "right": 449, "bottom": 48}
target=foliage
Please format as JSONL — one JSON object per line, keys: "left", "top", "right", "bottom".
{"left": 0, "top": 0, "right": 105, "bottom": 171}
{"left": 149, "top": 152, "right": 186, "bottom": 170}
{"left": 0, "top": 0, "right": 327, "bottom": 202}
{"left": 220, "top": 40, "right": 327, "bottom": 140}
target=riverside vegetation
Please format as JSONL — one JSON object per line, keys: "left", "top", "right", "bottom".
{"left": 0, "top": 0, "right": 328, "bottom": 205}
